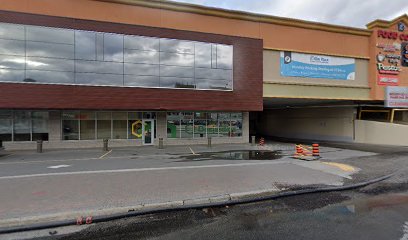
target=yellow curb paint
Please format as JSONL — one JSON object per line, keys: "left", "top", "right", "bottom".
{"left": 99, "top": 150, "right": 112, "bottom": 159}
{"left": 321, "top": 162, "right": 356, "bottom": 172}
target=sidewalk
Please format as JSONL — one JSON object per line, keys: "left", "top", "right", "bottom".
{"left": 0, "top": 141, "right": 400, "bottom": 229}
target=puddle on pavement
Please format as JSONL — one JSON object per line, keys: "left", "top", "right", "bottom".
{"left": 176, "top": 150, "right": 283, "bottom": 162}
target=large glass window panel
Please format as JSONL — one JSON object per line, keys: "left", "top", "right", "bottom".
{"left": 195, "top": 68, "right": 232, "bottom": 81}
{"left": 160, "top": 77, "right": 195, "bottom": 89}
{"left": 112, "top": 112, "right": 127, "bottom": 139}
{"left": 75, "top": 60, "right": 123, "bottom": 74}
{"left": 75, "top": 31, "right": 96, "bottom": 60}
{"left": 231, "top": 119, "right": 242, "bottom": 137}
{"left": 194, "top": 42, "right": 211, "bottom": 68}
{"left": 160, "top": 52, "right": 194, "bottom": 67}
{"left": 0, "top": 39, "right": 25, "bottom": 56}
{"left": 96, "top": 33, "right": 104, "bottom": 61}
{"left": 124, "top": 75, "right": 159, "bottom": 87}
{"left": 160, "top": 39, "right": 194, "bottom": 54}
{"left": 180, "top": 119, "right": 193, "bottom": 138}
{"left": 32, "top": 111, "right": 49, "bottom": 141}
{"left": 196, "top": 79, "right": 231, "bottom": 90}
{"left": 167, "top": 112, "right": 180, "bottom": 139}
{"left": 26, "top": 26, "right": 74, "bottom": 44}
{"left": 160, "top": 65, "right": 194, "bottom": 78}
{"left": 0, "top": 111, "right": 12, "bottom": 141}
{"left": 79, "top": 111, "right": 95, "bottom": 140}
{"left": 194, "top": 112, "right": 208, "bottom": 120}
{"left": 124, "top": 49, "right": 159, "bottom": 64}
{"left": 216, "top": 44, "right": 233, "bottom": 69}
{"left": 219, "top": 120, "right": 231, "bottom": 137}
{"left": 0, "top": 23, "right": 25, "bottom": 40}
{"left": 14, "top": 111, "right": 31, "bottom": 141}
{"left": 113, "top": 120, "right": 127, "bottom": 139}
{"left": 25, "top": 70, "right": 74, "bottom": 84}
{"left": 75, "top": 73, "right": 123, "bottom": 86}
{"left": 194, "top": 119, "right": 206, "bottom": 138}
{"left": 0, "top": 69, "right": 25, "bottom": 82}
{"left": 103, "top": 33, "right": 123, "bottom": 62}
{"left": 207, "top": 112, "right": 219, "bottom": 137}
{"left": 97, "top": 112, "right": 111, "bottom": 139}
{"left": 128, "top": 112, "right": 142, "bottom": 140}
{"left": 27, "top": 41, "right": 74, "bottom": 59}
{"left": 26, "top": 57, "right": 74, "bottom": 72}
{"left": 62, "top": 111, "right": 79, "bottom": 140}
{"left": 124, "top": 63, "right": 159, "bottom": 76}
{"left": 124, "top": 35, "right": 159, "bottom": 51}
{"left": 0, "top": 55, "right": 25, "bottom": 69}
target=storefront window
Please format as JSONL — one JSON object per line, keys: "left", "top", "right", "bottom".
{"left": 13, "top": 111, "right": 31, "bottom": 141}
{"left": 32, "top": 111, "right": 49, "bottom": 141}
{"left": 79, "top": 111, "right": 95, "bottom": 140}
{"left": 128, "top": 112, "right": 142, "bottom": 139}
{"left": 62, "top": 111, "right": 79, "bottom": 140}
{"left": 97, "top": 112, "right": 111, "bottom": 139}
{"left": 112, "top": 112, "right": 127, "bottom": 139}
{"left": 167, "top": 112, "right": 242, "bottom": 139}
{"left": 0, "top": 110, "right": 12, "bottom": 141}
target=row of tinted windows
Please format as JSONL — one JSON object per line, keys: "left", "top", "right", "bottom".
{"left": 0, "top": 23, "right": 233, "bottom": 90}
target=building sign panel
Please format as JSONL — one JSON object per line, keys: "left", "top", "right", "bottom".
{"left": 385, "top": 86, "right": 408, "bottom": 108}
{"left": 402, "top": 42, "right": 408, "bottom": 67}
{"left": 280, "top": 51, "right": 355, "bottom": 80}
{"left": 378, "top": 75, "right": 399, "bottom": 86}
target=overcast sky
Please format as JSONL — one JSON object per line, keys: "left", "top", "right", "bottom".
{"left": 173, "top": 0, "right": 408, "bottom": 28}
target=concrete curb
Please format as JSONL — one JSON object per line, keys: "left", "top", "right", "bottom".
{"left": 0, "top": 188, "right": 279, "bottom": 229}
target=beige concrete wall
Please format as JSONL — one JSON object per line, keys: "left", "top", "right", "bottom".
{"left": 258, "top": 107, "right": 355, "bottom": 142}
{"left": 355, "top": 120, "right": 408, "bottom": 146}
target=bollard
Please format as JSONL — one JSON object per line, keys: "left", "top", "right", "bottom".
{"left": 36, "top": 140, "right": 43, "bottom": 153}
{"left": 207, "top": 136, "right": 212, "bottom": 148}
{"left": 158, "top": 138, "right": 164, "bottom": 149}
{"left": 103, "top": 139, "right": 109, "bottom": 151}
{"left": 251, "top": 136, "right": 256, "bottom": 146}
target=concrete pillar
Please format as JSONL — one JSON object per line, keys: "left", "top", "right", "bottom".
{"left": 48, "top": 111, "right": 61, "bottom": 142}
{"left": 243, "top": 112, "right": 249, "bottom": 143}
{"left": 156, "top": 112, "right": 167, "bottom": 145}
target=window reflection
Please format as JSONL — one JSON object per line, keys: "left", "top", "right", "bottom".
{"left": 76, "top": 73, "right": 123, "bottom": 86}
{"left": 27, "top": 41, "right": 74, "bottom": 59}
{"left": 0, "top": 39, "right": 25, "bottom": 56}
{"left": 124, "top": 35, "right": 159, "bottom": 51}
{"left": 0, "top": 22, "right": 233, "bottom": 90}
{"left": 0, "top": 55, "right": 25, "bottom": 69}
{"left": 26, "top": 70, "right": 74, "bottom": 84}
{"left": 75, "top": 31, "right": 96, "bottom": 60}
{"left": 0, "top": 23, "right": 25, "bottom": 40}
{"left": 26, "top": 26, "right": 74, "bottom": 44}
{"left": 0, "top": 69, "right": 24, "bottom": 82}
{"left": 26, "top": 57, "right": 74, "bottom": 72}
{"left": 160, "top": 52, "right": 194, "bottom": 67}
{"left": 124, "top": 63, "right": 159, "bottom": 76}
{"left": 103, "top": 33, "right": 123, "bottom": 62}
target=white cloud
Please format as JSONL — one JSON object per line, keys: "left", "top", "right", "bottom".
{"left": 173, "top": 0, "right": 408, "bottom": 28}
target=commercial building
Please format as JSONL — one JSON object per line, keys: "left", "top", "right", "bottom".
{"left": 0, "top": 0, "right": 407, "bottom": 149}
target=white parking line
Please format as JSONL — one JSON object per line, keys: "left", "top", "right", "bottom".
{"left": 0, "top": 161, "right": 287, "bottom": 180}
{"left": 47, "top": 165, "right": 71, "bottom": 169}
{"left": 99, "top": 150, "right": 112, "bottom": 159}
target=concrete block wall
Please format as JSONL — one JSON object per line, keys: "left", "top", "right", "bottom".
{"left": 258, "top": 107, "right": 355, "bottom": 142}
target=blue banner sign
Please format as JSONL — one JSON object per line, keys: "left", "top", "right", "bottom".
{"left": 280, "top": 51, "right": 355, "bottom": 80}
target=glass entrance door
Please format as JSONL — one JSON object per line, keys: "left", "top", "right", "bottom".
{"left": 142, "top": 120, "right": 154, "bottom": 145}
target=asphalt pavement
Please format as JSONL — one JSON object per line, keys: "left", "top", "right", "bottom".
{"left": 0, "top": 141, "right": 406, "bottom": 239}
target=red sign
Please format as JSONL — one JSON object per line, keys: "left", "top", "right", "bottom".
{"left": 378, "top": 30, "right": 408, "bottom": 41}
{"left": 378, "top": 75, "right": 399, "bottom": 86}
